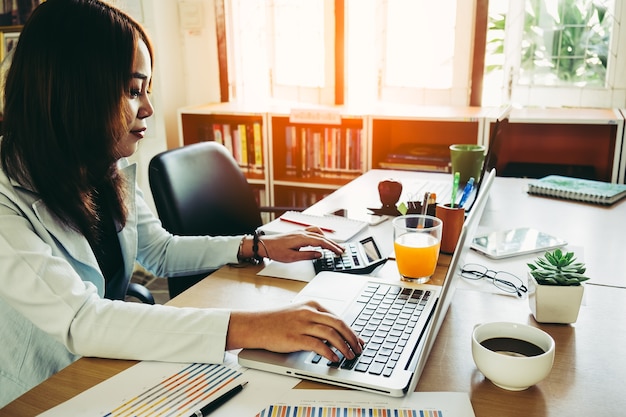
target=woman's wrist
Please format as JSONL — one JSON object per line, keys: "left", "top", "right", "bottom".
{"left": 236, "top": 235, "right": 247, "bottom": 262}
{"left": 237, "top": 230, "right": 270, "bottom": 264}
{"left": 252, "top": 230, "right": 268, "bottom": 262}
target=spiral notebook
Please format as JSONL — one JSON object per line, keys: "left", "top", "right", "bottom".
{"left": 259, "top": 211, "right": 367, "bottom": 242}
{"left": 527, "top": 175, "right": 626, "bottom": 206}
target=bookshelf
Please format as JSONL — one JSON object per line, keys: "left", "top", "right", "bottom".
{"left": 178, "top": 102, "right": 368, "bottom": 208}
{"left": 268, "top": 106, "right": 366, "bottom": 206}
{"left": 178, "top": 103, "right": 626, "bottom": 210}
{"left": 368, "top": 105, "right": 489, "bottom": 173}
{"left": 483, "top": 107, "right": 625, "bottom": 183}
{"left": 177, "top": 103, "right": 270, "bottom": 207}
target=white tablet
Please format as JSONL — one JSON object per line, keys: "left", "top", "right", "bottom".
{"left": 471, "top": 227, "right": 567, "bottom": 259}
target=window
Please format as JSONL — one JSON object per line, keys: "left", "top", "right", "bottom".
{"left": 225, "top": 0, "right": 270, "bottom": 102}
{"left": 270, "top": 0, "right": 325, "bottom": 88}
{"left": 383, "top": 1, "right": 456, "bottom": 90}
{"left": 483, "top": 0, "right": 625, "bottom": 108}
{"left": 521, "top": 0, "right": 613, "bottom": 87}
{"left": 225, "top": 0, "right": 475, "bottom": 106}
{"left": 224, "top": 0, "right": 626, "bottom": 108}
{"left": 226, "top": 0, "right": 334, "bottom": 104}
{"left": 366, "top": 0, "right": 475, "bottom": 106}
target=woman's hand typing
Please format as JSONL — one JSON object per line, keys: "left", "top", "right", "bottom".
{"left": 226, "top": 300, "right": 363, "bottom": 362}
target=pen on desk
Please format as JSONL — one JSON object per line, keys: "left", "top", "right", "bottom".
{"left": 450, "top": 172, "right": 460, "bottom": 208}
{"left": 418, "top": 191, "right": 430, "bottom": 228}
{"left": 189, "top": 381, "right": 248, "bottom": 417}
{"left": 279, "top": 217, "right": 335, "bottom": 233}
{"left": 458, "top": 177, "right": 475, "bottom": 208}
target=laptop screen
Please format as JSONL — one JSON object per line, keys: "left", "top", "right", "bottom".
{"left": 472, "top": 107, "right": 510, "bottom": 198}
{"left": 460, "top": 106, "right": 509, "bottom": 213}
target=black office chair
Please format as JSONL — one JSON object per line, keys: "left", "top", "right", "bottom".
{"left": 125, "top": 282, "right": 155, "bottom": 304}
{"left": 148, "top": 141, "right": 295, "bottom": 299}
{"left": 106, "top": 276, "right": 155, "bottom": 304}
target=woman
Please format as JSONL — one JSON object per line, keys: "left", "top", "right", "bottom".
{"left": 0, "top": 0, "right": 362, "bottom": 406}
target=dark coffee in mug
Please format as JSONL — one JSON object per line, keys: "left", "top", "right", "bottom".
{"left": 480, "top": 337, "right": 545, "bottom": 357}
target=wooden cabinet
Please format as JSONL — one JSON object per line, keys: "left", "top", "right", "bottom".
{"left": 483, "top": 108, "right": 624, "bottom": 182}
{"left": 178, "top": 103, "right": 626, "bottom": 210}
{"left": 178, "top": 103, "right": 369, "bottom": 208}
{"left": 368, "top": 105, "right": 489, "bottom": 172}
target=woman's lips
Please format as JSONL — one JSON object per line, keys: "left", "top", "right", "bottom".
{"left": 131, "top": 128, "right": 146, "bottom": 139}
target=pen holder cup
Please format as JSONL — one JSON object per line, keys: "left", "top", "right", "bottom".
{"left": 436, "top": 203, "right": 465, "bottom": 254}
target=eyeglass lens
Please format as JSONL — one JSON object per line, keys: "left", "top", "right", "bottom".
{"left": 460, "top": 264, "right": 527, "bottom": 297}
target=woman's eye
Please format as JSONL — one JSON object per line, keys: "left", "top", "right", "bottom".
{"left": 130, "top": 88, "right": 141, "bottom": 98}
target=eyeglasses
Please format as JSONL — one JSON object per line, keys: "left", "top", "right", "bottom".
{"left": 460, "top": 263, "right": 528, "bottom": 297}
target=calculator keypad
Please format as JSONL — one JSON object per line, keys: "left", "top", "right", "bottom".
{"left": 316, "top": 243, "right": 360, "bottom": 271}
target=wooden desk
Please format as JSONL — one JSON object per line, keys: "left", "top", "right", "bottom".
{"left": 3, "top": 171, "right": 625, "bottom": 416}
{"left": 303, "top": 170, "right": 626, "bottom": 288}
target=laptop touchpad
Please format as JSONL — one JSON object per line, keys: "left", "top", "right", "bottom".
{"left": 292, "top": 271, "right": 365, "bottom": 316}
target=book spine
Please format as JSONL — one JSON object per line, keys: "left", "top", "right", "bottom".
{"left": 344, "top": 128, "right": 350, "bottom": 171}
{"left": 285, "top": 126, "right": 296, "bottom": 176}
{"left": 313, "top": 130, "right": 322, "bottom": 175}
{"left": 222, "top": 124, "right": 233, "bottom": 155}
{"left": 335, "top": 129, "right": 342, "bottom": 170}
{"left": 231, "top": 125, "right": 241, "bottom": 165}
{"left": 324, "top": 128, "right": 332, "bottom": 172}
{"left": 359, "top": 128, "right": 366, "bottom": 173}
{"left": 211, "top": 124, "right": 223, "bottom": 144}
{"left": 238, "top": 124, "right": 248, "bottom": 166}
{"left": 246, "top": 124, "right": 257, "bottom": 170}
{"left": 299, "top": 127, "right": 306, "bottom": 177}
{"left": 307, "top": 127, "right": 314, "bottom": 177}
{"left": 253, "top": 122, "right": 263, "bottom": 169}
{"left": 379, "top": 161, "right": 451, "bottom": 173}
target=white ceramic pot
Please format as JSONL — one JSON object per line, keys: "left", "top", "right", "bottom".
{"left": 528, "top": 273, "right": 584, "bottom": 324}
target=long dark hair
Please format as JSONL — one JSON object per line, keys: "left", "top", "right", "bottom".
{"left": 1, "top": 0, "right": 154, "bottom": 242}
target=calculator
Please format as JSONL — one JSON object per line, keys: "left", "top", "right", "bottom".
{"left": 313, "top": 236, "right": 387, "bottom": 274}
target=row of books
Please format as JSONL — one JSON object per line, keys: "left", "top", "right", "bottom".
{"left": 207, "top": 124, "right": 451, "bottom": 179}
{"left": 283, "top": 126, "right": 365, "bottom": 178}
{"left": 378, "top": 143, "right": 451, "bottom": 173}
{"left": 210, "top": 122, "right": 264, "bottom": 174}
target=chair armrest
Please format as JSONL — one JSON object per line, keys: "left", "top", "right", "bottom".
{"left": 126, "top": 282, "right": 155, "bottom": 305}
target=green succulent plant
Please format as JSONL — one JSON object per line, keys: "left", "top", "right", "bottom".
{"left": 527, "top": 248, "right": 589, "bottom": 286}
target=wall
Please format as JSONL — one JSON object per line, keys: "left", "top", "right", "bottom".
{"left": 119, "top": 0, "right": 222, "bottom": 212}
{"left": 149, "top": 0, "right": 221, "bottom": 150}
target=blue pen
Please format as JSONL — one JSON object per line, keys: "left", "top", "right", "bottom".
{"left": 450, "top": 172, "right": 460, "bottom": 208}
{"left": 458, "top": 177, "right": 475, "bottom": 208}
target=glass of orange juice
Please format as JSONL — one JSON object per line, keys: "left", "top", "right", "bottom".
{"left": 392, "top": 214, "right": 443, "bottom": 283}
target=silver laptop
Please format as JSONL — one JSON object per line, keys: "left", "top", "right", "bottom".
{"left": 238, "top": 169, "right": 496, "bottom": 397}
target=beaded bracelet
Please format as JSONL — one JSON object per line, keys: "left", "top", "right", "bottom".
{"left": 252, "top": 230, "right": 266, "bottom": 263}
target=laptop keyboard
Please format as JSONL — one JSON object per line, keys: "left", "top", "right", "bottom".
{"left": 310, "top": 283, "right": 431, "bottom": 377}
{"left": 404, "top": 181, "right": 453, "bottom": 206}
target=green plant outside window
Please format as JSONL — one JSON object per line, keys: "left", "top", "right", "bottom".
{"left": 487, "top": 0, "right": 614, "bottom": 87}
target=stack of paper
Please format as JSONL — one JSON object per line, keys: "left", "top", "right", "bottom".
{"left": 260, "top": 211, "right": 367, "bottom": 242}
